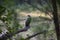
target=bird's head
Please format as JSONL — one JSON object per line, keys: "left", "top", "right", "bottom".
{"left": 27, "top": 15, "right": 31, "bottom": 17}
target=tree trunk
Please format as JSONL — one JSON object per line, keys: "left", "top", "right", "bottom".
{"left": 51, "top": 0, "right": 60, "bottom": 40}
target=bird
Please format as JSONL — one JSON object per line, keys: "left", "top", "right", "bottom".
{"left": 25, "top": 15, "right": 31, "bottom": 28}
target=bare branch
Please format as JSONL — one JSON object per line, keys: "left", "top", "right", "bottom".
{"left": 25, "top": 30, "right": 47, "bottom": 40}
{"left": 0, "top": 26, "right": 30, "bottom": 40}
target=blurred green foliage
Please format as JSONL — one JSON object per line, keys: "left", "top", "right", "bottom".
{"left": 0, "top": 0, "right": 58, "bottom": 40}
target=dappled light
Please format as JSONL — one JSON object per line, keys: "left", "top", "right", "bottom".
{"left": 0, "top": 0, "right": 60, "bottom": 40}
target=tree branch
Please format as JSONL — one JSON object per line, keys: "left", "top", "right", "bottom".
{"left": 0, "top": 25, "right": 30, "bottom": 40}
{"left": 25, "top": 30, "right": 47, "bottom": 40}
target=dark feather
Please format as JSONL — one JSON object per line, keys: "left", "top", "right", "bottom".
{"left": 25, "top": 15, "right": 31, "bottom": 26}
